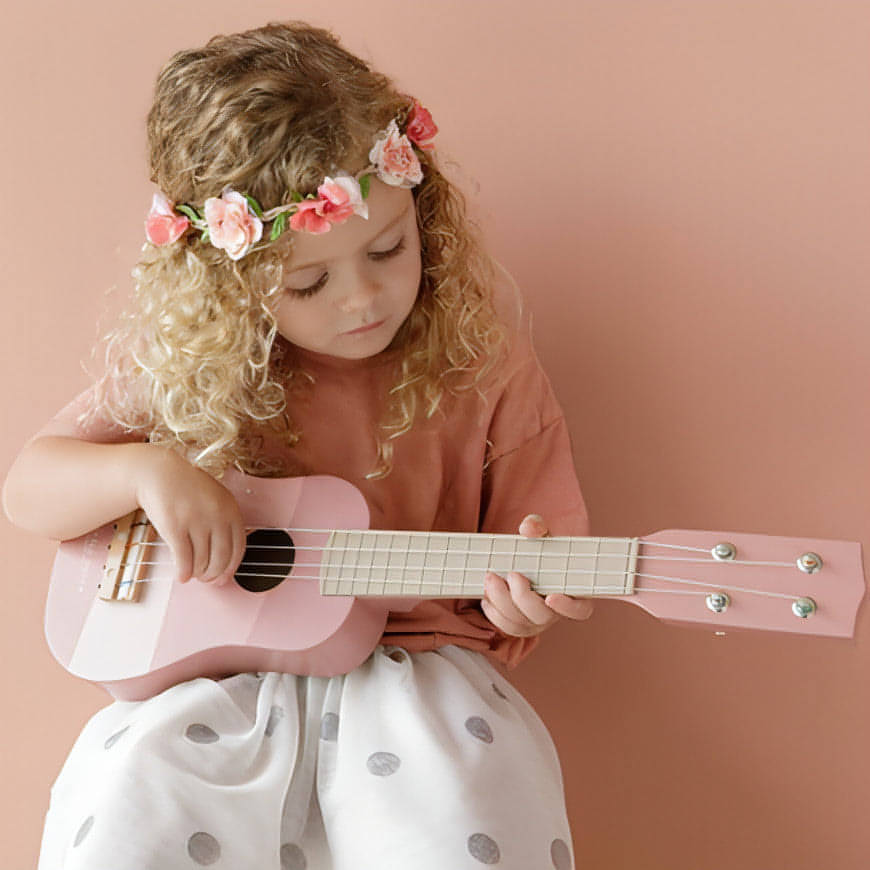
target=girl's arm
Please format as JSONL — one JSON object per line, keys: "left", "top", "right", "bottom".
{"left": 2, "top": 395, "right": 246, "bottom": 585}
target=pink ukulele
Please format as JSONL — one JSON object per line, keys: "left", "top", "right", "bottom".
{"left": 46, "top": 471, "right": 865, "bottom": 700}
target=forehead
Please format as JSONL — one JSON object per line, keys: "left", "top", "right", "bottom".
{"left": 284, "top": 181, "right": 415, "bottom": 270}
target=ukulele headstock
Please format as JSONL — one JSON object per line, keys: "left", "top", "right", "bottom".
{"left": 630, "top": 530, "right": 865, "bottom": 637}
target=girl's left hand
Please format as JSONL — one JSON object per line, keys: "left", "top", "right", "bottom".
{"left": 480, "top": 513, "right": 595, "bottom": 637}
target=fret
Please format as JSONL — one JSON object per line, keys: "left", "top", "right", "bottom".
{"left": 468, "top": 536, "right": 492, "bottom": 588}
{"left": 371, "top": 530, "right": 388, "bottom": 595}
{"left": 432, "top": 533, "right": 443, "bottom": 598}
{"left": 394, "top": 533, "right": 412, "bottom": 594}
{"left": 540, "top": 537, "right": 570, "bottom": 594}
{"left": 321, "top": 531, "right": 337, "bottom": 595}
{"left": 566, "top": 537, "right": 583, "bottom": 593}
{"left": 592, "top": 537, "right": 600, "bottom": 596}
{"left": 445, "top": 534, "right": 467, "bottom": 596}
{"left": 364, "top": 530, "right": 376, "bottom": 596}
{"left": 319, "top": 532, "right": 639, "bottom": 598}
{"left": 338, "top": 531, "right": 354, "bottom": 596}
{"left": 405, "top": 532, "right": 422, "bottom": 596}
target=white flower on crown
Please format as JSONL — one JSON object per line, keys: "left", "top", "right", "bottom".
{"left": 369, "top": 120, "right": 424, "bottom": 188}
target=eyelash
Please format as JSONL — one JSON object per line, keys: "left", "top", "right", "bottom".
{"left": 288, "top": 238, "right": 407, "bottom": 298}
{"left": 369, "top": 238, "right": 406, "bottom": 261}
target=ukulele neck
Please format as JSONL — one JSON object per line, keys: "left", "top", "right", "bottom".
{"left": 319, "top": 530, "right": 639, "bottom": 598}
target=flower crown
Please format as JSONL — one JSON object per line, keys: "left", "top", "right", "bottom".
{"left": 145, "top": 101, "right": 437, "bottom": 261}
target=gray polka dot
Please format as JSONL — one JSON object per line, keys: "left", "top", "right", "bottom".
{"left": 187, "top": 831, "right": 221, "bottom": 865}
{"left": 367, "top": 751, "right": 401, "bottom": 776}
{"left": 73, "top": 815, "right": 94, "bottom": 847}
{"left": 321, "top": 712, "right": 339, "bottom": 741}
{"left": 492, "top": 683, "right": 508, "bottom": 700}
{"left": 280, "top": 842, "right": 308, "bottom": 870}
{"left": 104, "top": 726, "right": 129, "bottom": 749}
{"left": 551, "top": 838, "right": 572, "bottom": 869}
{"left": 265, "top": 705, "right": 284, "bottom": 737}
{"left": 185, "top": 724, "right": 219, "bottom": 744}
{"left": 468, "top": 832, "right": 500, "bottom": 864}
{"left": 465, "top": 716, "right": 494, "bottom": 743}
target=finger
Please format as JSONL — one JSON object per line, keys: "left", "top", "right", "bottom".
{"left": 504, "top": 572, "right": 561, "bottom": 628}
{"left": 545, "top": 593, "right": 595, "bottom": 621}
{"left": 483, "top": 572, "right": 554, "bottom": 637}
{"left": 189, "top": 526, "right": 212, "bottom": 583}
{"left": 202, "top": 524, "right": 234, "bottom": 583}
{"left": 518, "top": 513, "right": 548, "bottom": 539}
{"left": 215, "top": 522, "right": 248, "bottom": 587}
{"left": 483, "top": 571, "right": 526, "bottom": 624}
{"left": 481, "top": 596, "right": 528, "bottom": 636}
{"left": 166, "top": 529, "right": 194, "bottom": 584}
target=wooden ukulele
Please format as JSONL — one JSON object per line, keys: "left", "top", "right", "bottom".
{"left": 45, "top": 471, "right": 865, "bottom": 700}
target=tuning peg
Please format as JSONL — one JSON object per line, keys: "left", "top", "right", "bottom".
{"left": 706, "top": 591, "right": 731, "bottom": 613}
{"left": 797, "top": 552, "right": 822, "bottom": 574}
{"left": 711, "top": 542, "right": 737, "bottom": 561}
{"left": 792, "top": 597, "right": 817, "bottom": 618}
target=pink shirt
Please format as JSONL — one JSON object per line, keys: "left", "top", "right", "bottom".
{"left": 260, "top": 278, "right": 589, "bottom": 667}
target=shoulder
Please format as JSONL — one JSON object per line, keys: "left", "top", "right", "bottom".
{"left": 35, "top": 385, "right": 148, "bottom": 444}
{"left": 486, "top": 262, "right": 544, "bottom": 386}
{"left": 490, "top": 261, "right": 526, "bottom": 343}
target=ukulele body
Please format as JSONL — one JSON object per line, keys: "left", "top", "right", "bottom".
{"left": 45, "top": 473, "right": 417, "bottom": 700}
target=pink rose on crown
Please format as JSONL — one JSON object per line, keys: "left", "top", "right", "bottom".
{"left": 145, "top": 192, "right": 190, "bottom": 246}
{"left": 289, "top": 199, "right": 332, "bottom": 235}
{"left": 369, "top": 121, "right": 423, "bottom": 188}
{"left": 289, "top": 175, "right": 368, "bottom": 234}
{"left": 406, "top": 102, "right": 438, "bottom": 150}
{"left": 203, "top": 189, "right": 263, "bottom": 260}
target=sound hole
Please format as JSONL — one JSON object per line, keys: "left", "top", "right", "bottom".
{"left": 234, "top": 529, "right": 295, "bottom": 593}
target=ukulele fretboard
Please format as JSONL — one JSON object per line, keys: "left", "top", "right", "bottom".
{"left": 319, "top": 530, "right": 639, "bottom": 598}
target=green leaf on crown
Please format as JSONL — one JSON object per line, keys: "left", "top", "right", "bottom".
{"left": 359, "top": 174, "right": 371, "bottom": 199}
{"left": 244, "top": 195, "right": 265, "bottom": 218}
{"left": 270, "top": 212, "right": 288, "bottom": 241}
{"left": 176, "top": 204, "right": 201, "bottom": 223}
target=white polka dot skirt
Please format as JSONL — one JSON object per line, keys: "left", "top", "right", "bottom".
{"left": 38, "top": 645, "right": 574, "bottom": 869}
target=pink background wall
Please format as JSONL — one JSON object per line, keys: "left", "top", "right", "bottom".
{"left": 2, "top": 2, "right": 868, "bottom": 867}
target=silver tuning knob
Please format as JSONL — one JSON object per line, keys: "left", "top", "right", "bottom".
{"left": 706, "top": 592, "right": 730, "bottom": 613}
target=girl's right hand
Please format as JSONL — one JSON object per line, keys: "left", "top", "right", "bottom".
{"left": 134, "top": 447, "right": 247, "bottom": 586}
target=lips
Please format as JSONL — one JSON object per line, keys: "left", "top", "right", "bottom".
{"left": 343, "top": 318, "right": 387, "bottom": 335}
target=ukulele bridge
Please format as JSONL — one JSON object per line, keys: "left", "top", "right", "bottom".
{"left": 98, "top": 509, "right": 154, "bottom": 602}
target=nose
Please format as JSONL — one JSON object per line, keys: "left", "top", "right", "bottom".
{"left": 337, "top": 264, "right": 380, "bottom": 313}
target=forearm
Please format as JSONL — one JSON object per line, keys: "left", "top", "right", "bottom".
{"left": 2, "top": 436, "right": 158, "bottom": 540}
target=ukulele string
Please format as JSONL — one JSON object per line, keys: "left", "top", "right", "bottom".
{"left": 130, "top": 537, "right": 796, "bottom": 570}
{"left": 117, "top": 552, "right": 802, "bottom": 600}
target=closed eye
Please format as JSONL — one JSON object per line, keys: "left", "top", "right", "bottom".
{"left": 369, "top": 238, "right": 405, "bottom": 261}
{"left": 287, "top": 272, "right": 328, "bottom": 298}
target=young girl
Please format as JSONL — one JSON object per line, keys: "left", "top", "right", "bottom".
{"left": 4, "top": 21, "right": 592, "bottom": 870}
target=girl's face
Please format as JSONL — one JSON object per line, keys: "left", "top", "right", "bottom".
{"left": 275, "top": 180, "right": 422, "bottom": 360}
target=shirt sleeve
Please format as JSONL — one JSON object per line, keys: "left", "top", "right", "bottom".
{"left": 475, "top": 314, "right": 590, "bottom": 666}
{"left": 480, "top": 321, "right": 589, "bottom": 538}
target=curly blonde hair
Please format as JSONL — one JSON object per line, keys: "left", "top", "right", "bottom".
{"left": 95, "top": 21, "right": 505, "bottom": 477}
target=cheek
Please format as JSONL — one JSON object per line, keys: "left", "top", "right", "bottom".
{"left": 274, "top": 298, "right": 320, "bottom": 342}
{"left": 399, "top": 240, "right": 423, "bottom": 296}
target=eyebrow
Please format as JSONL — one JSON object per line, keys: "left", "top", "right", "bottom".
{"left": 285, "top": 204, "right": 412, "bottom": 273}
